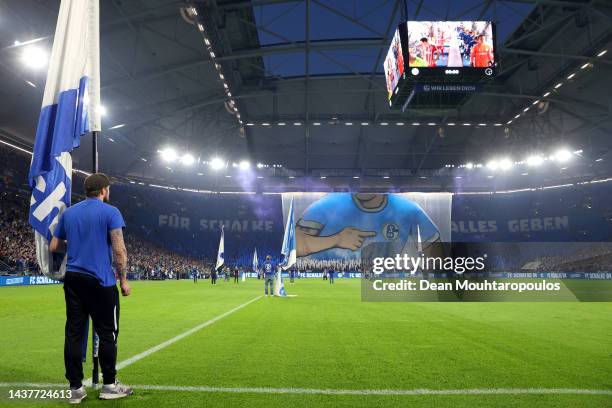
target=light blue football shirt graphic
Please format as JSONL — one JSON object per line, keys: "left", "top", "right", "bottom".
{"left": 297, "top": 194, "right": 439, "bottom": 260}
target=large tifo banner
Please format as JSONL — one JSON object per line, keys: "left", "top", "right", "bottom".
{"left": 113, "top": 183, "right": 611, "bottom": 263}
{"left": 281, "top": 193, "right": 452, "bottom": 268}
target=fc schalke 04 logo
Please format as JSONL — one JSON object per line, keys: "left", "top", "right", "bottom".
{"left": 382, "top": 223, "right": 400, "bottom": 241}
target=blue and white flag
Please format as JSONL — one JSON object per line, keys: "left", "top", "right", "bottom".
{"left": 280, "top": 196, "right": 297, "bottom": 270}
{"left": 276, "top": 196, "right": 296, "bottom": 296}
{"left": 28, "top": 0, "right": 101, "bottom": 280}
{"left": 215, "top": 225, "right": 225, "bottom": 271}
{"left": 252, "top": 247, "right": 259, "bottom": 272}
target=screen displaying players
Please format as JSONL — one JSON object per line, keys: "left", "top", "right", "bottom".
{"left": 383, "top": 28, "right": 405, "bottom": 100}
{"left": 407, "top": 21, "right": 495, "bottom": 68}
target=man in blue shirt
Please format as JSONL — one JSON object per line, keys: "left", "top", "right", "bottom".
{"left": 263, "top": 255, "right": 275, "bottom": 296}
{"left": 50, "top": 173, "right": 132, "bottom": 402}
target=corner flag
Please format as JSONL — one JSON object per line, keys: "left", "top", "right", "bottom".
{"left": 215, "top": 225, "right": 225, "bottom": 271}
{"left": 28, "top": 0, "right": 101, "bottom": 280}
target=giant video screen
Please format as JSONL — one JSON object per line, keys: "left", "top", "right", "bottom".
{"left": 383, "top": 27, "right": 406, "bottom": 101}
{"left": 407, "top": 21, "right": 496, "bottom": 77}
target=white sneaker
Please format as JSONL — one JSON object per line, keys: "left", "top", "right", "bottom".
{"left": 68, "top": 385, "right": 87, "bottom": 404}
{"left": 99, "top": 381, "right": 133, "bottom": 400}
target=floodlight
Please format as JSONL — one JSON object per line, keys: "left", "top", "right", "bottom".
{"left": 210, "top": 157, "right": 225, "bottom": 170}
{"left": 160, "top": 148, "right": 178, "bottom": 162}
{"left": 180, "top": 153, "right": 195, "bottom": 166}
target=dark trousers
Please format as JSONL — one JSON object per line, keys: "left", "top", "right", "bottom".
{"left": 63, "top": 272, "right": 119, "bottom": 388}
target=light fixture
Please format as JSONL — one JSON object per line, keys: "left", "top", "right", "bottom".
{"left": 526, "top": 155, "right": 543, "bottom": 167}
{"left": 486, "top": 160, "right": 499, "bottom": 171}
{"left": 597, "top": 50, "right": 607, "bottom": 57}
{"left": 499, "top": 158, "right": 513, "bottom": 171}
{"left": 465, "top": 162, "right": 474, "bottom": 169}
{"left": 239, "top": 160, "right": 250, "bottom": 170}
{"left": 21, "top": 46, "right": 48, "bottom": 69}
{"left": 98, "top": 105, "right": 107, "bottom": 116}
{"left": 160, "top": 148, "right": 178, "bottom": 162}
{"left": 210, "top": 157, "right": 225, "bottom": 170}
{"left": 554, "top": 149, "right": 572, "bottom": 163}
{"left": 180, "top": 153, "right": 195, "bottom": 166}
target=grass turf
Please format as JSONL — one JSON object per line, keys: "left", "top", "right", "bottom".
{"left": 0, "top": 278, "right": 611, "bottom": 407}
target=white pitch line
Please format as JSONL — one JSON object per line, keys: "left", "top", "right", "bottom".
{"left": 83, "top": 295, "right": 262, "bottom": 384}
{"left": 1, "top": 383, "right": 611, "bottom": 396}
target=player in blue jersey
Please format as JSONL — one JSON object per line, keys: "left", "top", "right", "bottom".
{"left": 263, "top": 255, "right": 275, "bottom": 296}
{"left": 296, "top": 193, "right": 440, "bottom": 260}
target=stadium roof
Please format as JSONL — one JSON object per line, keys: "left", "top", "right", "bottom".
{"left": 0, "top": 0, "right": 611, "bottom": 192}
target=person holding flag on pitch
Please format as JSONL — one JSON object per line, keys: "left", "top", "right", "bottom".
{"left": 28, "top": 0, "right": 132, "bottom": 403}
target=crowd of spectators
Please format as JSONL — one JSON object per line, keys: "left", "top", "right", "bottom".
{"left": 534, "top": 243, "right": 612, "bottom": 272}
{"left": 126, "top": 235, "right": 214, "bottom": 279}
{"left": 0, "top": 190, "right": 38, "bottom": 273}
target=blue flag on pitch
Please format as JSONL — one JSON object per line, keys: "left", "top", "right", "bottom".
{"left": 28, "top": 0, "right": 101, "bottom": 280}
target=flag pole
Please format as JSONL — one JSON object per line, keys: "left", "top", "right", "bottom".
{"left": 91, "top": 130, "right": 100, "bottom": 387}
{"left": 92, "top": 131, "right": 99, "bottom": 173}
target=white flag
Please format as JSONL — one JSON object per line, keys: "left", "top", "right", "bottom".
{"left": 215, "top": 226, "right": 225, "bottom": 271}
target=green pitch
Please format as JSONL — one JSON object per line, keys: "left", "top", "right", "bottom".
{"left": 1, "top": 279, "right": 611, "bottom": 407}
